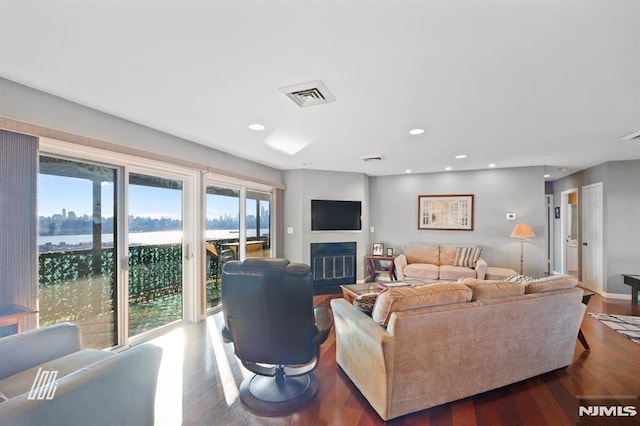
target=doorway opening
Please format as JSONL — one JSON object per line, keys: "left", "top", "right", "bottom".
{"left": 561, "top": 188, "right": 579, "bottom": 279}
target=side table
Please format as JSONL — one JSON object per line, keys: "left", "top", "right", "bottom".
{"left": 365, "top": 255, "right": 396, "bottom": 282}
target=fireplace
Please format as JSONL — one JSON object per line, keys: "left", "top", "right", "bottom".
{"left": 310, "top": 242, "right": 357, "bottom": 294}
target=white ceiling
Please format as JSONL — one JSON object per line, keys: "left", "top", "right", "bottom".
{"left": 1, "top": 0, "right": 639, "bottom": 179}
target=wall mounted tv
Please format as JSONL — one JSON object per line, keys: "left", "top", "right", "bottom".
{"left": 311, "top": 199, "right": 362, "bottom": 231}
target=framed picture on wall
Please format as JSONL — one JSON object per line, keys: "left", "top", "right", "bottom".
{"left": 418, "top": 194, "right": 474, "bottom": 231}
{"left": 372, "top": 242, "right": 384, "bottom": 256}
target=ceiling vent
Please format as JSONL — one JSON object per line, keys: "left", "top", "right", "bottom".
{"left": 360, "top": 154, "right": 384, "bottom": 162}
{"left": 621, "top": 130, "right": 640, "bottom": 141}
{"left": 279, "top": 80, "right": 336, "bottom": 108}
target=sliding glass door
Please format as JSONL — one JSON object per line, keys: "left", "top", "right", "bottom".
{"left": 246, "top": 190, "right": 272, "bottom": 258}
{"left": 38, "top": 156, "right": 118, "bottom": 348}
{"left": 205, "top": 185, "right": 240, "bottom": 309}
{"left": 128, "top": 172, "right": 184, "bottom": 337}
{"left": 204, "top": 182, "right": 274, "bottom": 309}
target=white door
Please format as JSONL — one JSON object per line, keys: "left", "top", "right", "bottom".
{"left": 581, "top": 183, "right": 603, "bottom": 294}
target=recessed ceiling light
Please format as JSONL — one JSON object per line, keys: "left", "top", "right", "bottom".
{"left": 455, "top": 154, "right": 467, "bottom": 159}
{"left": 544, "top": 174, "right": 551, "bottom": 178}
{"left": 445, "top": 166, "right": 452, "bottom": 171}
{"left": 248, "top": 123, "right": 265, "bottom": 131}
{"left": 409, "top": 128, "right": 424, "bottom": 136}
{"left": 488, "top": 164, "right": 496, "bottom": 168}
{"left": 405, "top": 169, "right": 412, "bottom": 173}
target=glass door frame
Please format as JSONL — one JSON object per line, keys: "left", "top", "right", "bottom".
{"left": 40, "top": 138, "right": 201, "bottom": 349}
{"left": 203, "top": 174, "right": 276, "bottom": 313}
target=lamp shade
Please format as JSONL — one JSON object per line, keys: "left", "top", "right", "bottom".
{"left": 510, "top": 223, "right": 535, "bottom": 239}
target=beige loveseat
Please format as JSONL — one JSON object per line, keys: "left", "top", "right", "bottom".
{"left": 394, "top": 244, "right": 487, "bottom": 281}
{"left": 330, "top": 275, "right": 585, "bottom": 421}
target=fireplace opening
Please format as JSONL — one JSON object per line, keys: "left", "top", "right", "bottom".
{"left": 310, "top": 242, "right": 356, "bottom": 294}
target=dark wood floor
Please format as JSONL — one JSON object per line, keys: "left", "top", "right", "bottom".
{"left": 151, "top": 292, "right": 640, "bottom": 426}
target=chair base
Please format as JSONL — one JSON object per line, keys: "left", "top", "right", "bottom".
{"left": 239, "top": 373, "right": 319, "bottom": 414}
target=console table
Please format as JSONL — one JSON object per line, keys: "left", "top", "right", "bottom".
{"left": 622, "top": 274, "right": 640, "bottom": 304}
{"left": 365, "top": 255, "right": 396, "bottom": 282}
{"left": 577, "top": 290, "right": 594, "bottom": 350}
{"left": 0, "top": 304, "right": 37, "bottom": 335}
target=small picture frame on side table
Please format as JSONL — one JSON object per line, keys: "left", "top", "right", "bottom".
{"left": 386, "top": 247, "right": 394, "bottom": 257}
{"left": 372, "top": 242, "right": 384, "bottom": 256}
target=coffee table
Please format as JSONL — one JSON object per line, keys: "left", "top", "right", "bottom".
{"left": 340, "top": 283, "right": 384, "bottom": 304}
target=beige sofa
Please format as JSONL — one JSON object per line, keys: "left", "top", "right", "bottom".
{"left": 394, "top": 244, "right": 488, "bottom": 281}
{"left": 330, "top": 275, "right": 585, "bottom": 421}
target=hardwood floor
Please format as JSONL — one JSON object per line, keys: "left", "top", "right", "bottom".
{"left": 150, "top": 293, "right": 640, "bottom": 425}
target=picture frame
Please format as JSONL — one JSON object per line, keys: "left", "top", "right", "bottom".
{"left": 386, "top": 247, "right": 394, "bottom": 257}
{"left": 372, "top": 242, "right": 384, "bottom": 256}
{"left": 418, "top": 194, "right": 474, "bottom": 231}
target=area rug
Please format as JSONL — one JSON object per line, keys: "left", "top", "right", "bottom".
{"left": 589, "top": 313, "right": 640, "bottom": 345}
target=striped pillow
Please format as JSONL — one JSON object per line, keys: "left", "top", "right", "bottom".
{"left": 453, "top": 247, "right": 482, "bottom": 268}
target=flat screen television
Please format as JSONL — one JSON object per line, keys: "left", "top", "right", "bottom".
{"left": 311, "top": 199, "right": 362, "bottom": 231}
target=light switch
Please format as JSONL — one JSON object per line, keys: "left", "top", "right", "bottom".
{"left": 287, "top": 227, "right": 294, "bottom": 234}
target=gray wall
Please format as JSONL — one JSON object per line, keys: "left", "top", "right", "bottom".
{"left": 369, "top": 166, "right": 547, "bottom": 277}
{"left": 552, "top": 160, "right": 640, "bottom": 296}
{"left": 0, "top": 130, "right": 38, "bottom": 329}
{"left": 0, "top": 77, "right": 284, "bottom": 187}
{"left": 283, "top": 169, "right": 370, "bottom": 281}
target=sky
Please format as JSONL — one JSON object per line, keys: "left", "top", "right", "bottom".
{"left": 38, "top": 174, "right": 242, "bottom": 220}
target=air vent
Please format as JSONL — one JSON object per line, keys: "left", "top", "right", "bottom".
{"left": 360, "top": 154, "right": 384, "bottom": 162}
{"left": 279, "top": 80, "right": 336, "bottom": 108}
{"left": 621, "top": 130, "right": 640, "bottom": 141}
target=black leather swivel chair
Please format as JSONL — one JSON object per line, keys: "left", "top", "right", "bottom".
{"left": 221, "top": 258, "right": 333, "bottom": 414}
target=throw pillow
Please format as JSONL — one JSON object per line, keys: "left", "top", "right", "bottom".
{"left": 453, "top": 247, "right": 482, "bottom": 268}
{"left": 503, "top": 274, "right": 536, "bottom": 283}
{"left": 353, "top": 293, "right": 378, "bottom": 315}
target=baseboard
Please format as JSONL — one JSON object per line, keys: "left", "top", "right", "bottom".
{"left": 601, "top": 292, "right": 631, "bottom": 300}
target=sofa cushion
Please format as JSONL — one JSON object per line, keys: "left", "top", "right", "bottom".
{"left": 372, "top": 283, "right": 472, "bottom": 326}
{"left": 0, "top": 349, "right": 114, "bottom": 399}
{"left": 439, "top": 265, "right": 477, "bottom": 280}
{"left": 461, "top": 279, "right": 526, "bottom": 301}
{"left": 404, "top": 244, "right": 440, "bottom": 266}
{"left": 353, "top": 293, "right": 378, "bottom": 315}
{"left": 453, "top": 247, "right": 482, "bottom": 268}
{"left": 439, "top": 246, "right": 458, "bottom": 266}
{"left": 525, "top": 275, "right": 579, "bottom": 294}
{"left": 404, "top": 263, "right": 439, "bottom": 280}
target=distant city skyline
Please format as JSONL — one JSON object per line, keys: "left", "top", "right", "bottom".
{"left": 38, "top": 174, "right": 247, "bottom": 220}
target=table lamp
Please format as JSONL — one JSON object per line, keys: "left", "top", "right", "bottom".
{"left": 510, "top": 223, "right": 535, "bottom": 275}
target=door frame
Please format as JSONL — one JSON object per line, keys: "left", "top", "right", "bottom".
{"left": 581, "top": 182, "right": 604, "bottom": 295}
{"left": 545, "top": 194, "right": 554, "bottom": 275}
